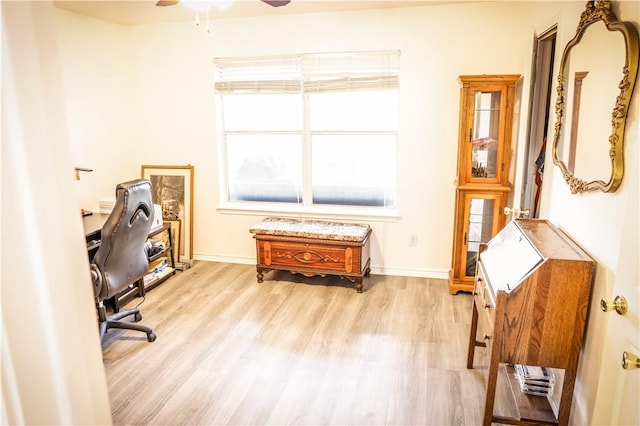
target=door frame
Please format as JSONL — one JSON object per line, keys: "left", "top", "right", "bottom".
{"left": 512, "top": 26, "right": 557, "bottom": 217}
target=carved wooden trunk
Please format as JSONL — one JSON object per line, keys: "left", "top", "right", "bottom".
{"left": 250, "top": 218, "right": 372, "bottom": 292}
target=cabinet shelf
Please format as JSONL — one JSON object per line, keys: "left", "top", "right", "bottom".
{"left": 109, "top": 223, "right": 176, "bottom": 312}
{"left": 148, "top": 248, "right": 171, "bottom": 263}
{"left": 492, "top": 364, "right": 558, "bottom": 425}
{"left": 143, "top": 265, "right": 175, "bottom": 292}
{"left": 449, "top": 75, "right": 520, "bottom": 294}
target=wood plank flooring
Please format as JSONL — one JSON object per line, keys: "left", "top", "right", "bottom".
{"left": 102, "top": 261, "right": 490, "bottom": 425}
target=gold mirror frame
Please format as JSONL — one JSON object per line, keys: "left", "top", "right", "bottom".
{"left": 552, "top": 0, "right": 639, "bottom": 193}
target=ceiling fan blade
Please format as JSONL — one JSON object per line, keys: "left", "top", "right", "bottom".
{"left": 261, "top": 0, "right": 291, "bottom": 7}
{"left": 156, "top": 0, "right": 180, "bottom": 6}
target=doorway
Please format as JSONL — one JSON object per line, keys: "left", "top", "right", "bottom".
{"left": 522, "top": 27, "right": 556, "bottom": 218}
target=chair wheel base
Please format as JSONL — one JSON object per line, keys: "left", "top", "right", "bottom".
{"left": 147, "top": 332, "right": 157, "bottom": 342}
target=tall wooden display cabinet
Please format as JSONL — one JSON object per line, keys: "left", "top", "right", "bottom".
{"left": 449, "top": 75, "right": 520, "bottom": 294}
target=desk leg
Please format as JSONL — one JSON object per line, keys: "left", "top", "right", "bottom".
{"left": 467, "top": 299, "right": 479, "bottom": 369}
{"left": 137, "top": 278, "right": 145, "bottom": 297}
{"left": 483, "top": 292, "right": 506, "bottom": 426}
{"left": 107, "top": 296, "right": 120, "bottom": 314}
{"left": 166, "top": 226, "right": 175, "bottom": 268}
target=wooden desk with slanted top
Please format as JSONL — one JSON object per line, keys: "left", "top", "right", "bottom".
{"left": 250, "top": 217, "right": 372, "bottom": 292}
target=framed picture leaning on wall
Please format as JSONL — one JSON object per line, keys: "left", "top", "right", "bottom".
{"left": 142, "top": 164, "right": 194, "bottom": 264}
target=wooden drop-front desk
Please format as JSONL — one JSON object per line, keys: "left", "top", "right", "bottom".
{"left": 467, "top": 219, "right": 594, "bottom": 426}
{"left": 250, "top": 217, "right": 372, "bottom": 292}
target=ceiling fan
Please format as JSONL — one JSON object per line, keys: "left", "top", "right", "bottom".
{"left": 156, "top": 0, "right": 291, "bottom": 7}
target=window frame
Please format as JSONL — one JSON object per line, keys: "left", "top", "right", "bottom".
{"left": 214, "top": 51, "right": 401, "bottom": 220}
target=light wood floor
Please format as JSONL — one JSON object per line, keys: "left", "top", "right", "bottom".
{"left": 103, "top": 261, "right": 491, "bottom": 425}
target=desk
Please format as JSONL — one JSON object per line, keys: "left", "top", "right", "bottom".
{"left": 84, "top": 213, "right": 110, "bottom": 259}
{"left": 467, "top": 219, "right": 594, "bottom": 425}
{"left": 84, "top": 214, "right": 176, "bottom": 311}
{"left": 83, "top": 212, "right": 111, "bottom": 234}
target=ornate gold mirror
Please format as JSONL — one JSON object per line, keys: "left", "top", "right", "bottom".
{"left": 552, "top": 0, "right": 639, "bottom": 193}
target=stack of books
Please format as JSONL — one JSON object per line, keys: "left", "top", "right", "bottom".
{"left": 143, "top": 258, "right": 170, "bottom": 285}
{"left": 515, "top": 364, "right": 555, "bottom": 397}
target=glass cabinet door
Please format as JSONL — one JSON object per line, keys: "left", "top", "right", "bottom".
{"left": 459, "top": 192, "right": 504, "bottom": 279}
{"left": 465, "top": 87, "right": 505, "bottom": 184}
{"left": 450, "top": 75, "right": 519, "bottom": 294}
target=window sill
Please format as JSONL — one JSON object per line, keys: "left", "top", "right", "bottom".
{"left": 216, "top": 201, "right": 401, "bottom": 222}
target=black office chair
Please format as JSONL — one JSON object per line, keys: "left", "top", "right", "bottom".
{"left": 91, "top": 179, "right": 157, "bottom": 342}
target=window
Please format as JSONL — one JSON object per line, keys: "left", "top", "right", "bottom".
{"left": 214, "top": 51, "right": 399, "bottom": 210}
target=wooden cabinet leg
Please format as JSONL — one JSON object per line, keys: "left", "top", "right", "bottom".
{"left": 467, "top": 299, "right": 479, "bottom": 369}
{"left": 483, "top": 293, "right": 505, "bottom": 426}
{"left": 256, "top": 267, "right": 264, "bottom": 283}
{"left": 558, "top": 360, "right": 579, "bottom": 425}
{"left": 483, "top": 351, "right": 500, "bottom": 425}
{"left": 355, "top": 277, "right": 363, "bottom": 293}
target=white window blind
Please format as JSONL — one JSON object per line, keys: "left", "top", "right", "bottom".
{"left": 214, "top": 56, "right": 302, "bottom": 94}
{"left": 303, "top": 51, "right": 399, "bottom": 93}
{"left": 214, "top": 51, "right": 399, "bottom": 94}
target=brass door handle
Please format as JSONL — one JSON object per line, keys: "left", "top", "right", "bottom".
{"left": 622, "top": 352, "right": 640, "bottom": 370}
{"left": 600, "top": 295, "right": 628, "bottom": 315}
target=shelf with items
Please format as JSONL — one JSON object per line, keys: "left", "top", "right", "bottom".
{"left": 143, "top": 256, "right": 174, "bottom": 293}
{"left": 456, "top": 75, "right": 519, "bottom": 186}
{"left": 488, "top": 363, "right": 560, "bottom": 425}
{"left": 449, "top": 74, "right": 520, "bottom": 294}
{"left": 109, "top": 223, "right": 176, "bottom": 312}
{"left": 449, "top": 187, "right": 509, "bottom": 294}
{"left": 142, "top": 224, "right": 176, "bottom": 293}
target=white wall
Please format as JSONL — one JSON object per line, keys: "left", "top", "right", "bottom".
{"left": 540, "top": 2, "right": 640, "bottom": 423}
{"left": 57, "top": 2, "right": 534, "bottom": 278}
{"left": 2, "top": 2, "right": 112, "bottom": 424}
{"left": 55, "top": 11, "right": 137, "bottom": 210}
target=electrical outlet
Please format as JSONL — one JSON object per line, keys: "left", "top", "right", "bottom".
{"left": 409, "top": 234, "right": 418, "bottom": 246}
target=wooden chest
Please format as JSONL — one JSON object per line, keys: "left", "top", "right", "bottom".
{"left": 250, "top": 217, "right": 372, "bottom": 292}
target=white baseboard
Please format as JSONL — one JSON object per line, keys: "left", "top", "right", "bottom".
{"left": 193, "top": 253, "right": 449, "bottom": 280}
{"left": 194, "top": 253, "right": 254, "bottom": 265}
{"left": 372, "top": 266, "right": 449, "bottom": 279}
